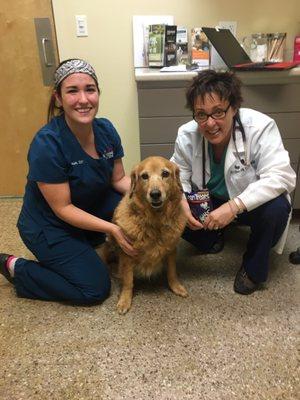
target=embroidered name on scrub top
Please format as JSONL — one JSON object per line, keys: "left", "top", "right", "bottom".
{"left": 207, "top": 143, "right": 229, "bottom": 200}
{"left": 71, "top": 160, "right": 84, "bottom": 166}
{"left": 102, "top": 146, "right": 114, "bottom": 159}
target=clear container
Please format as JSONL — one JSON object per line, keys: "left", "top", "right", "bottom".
{"left": 242, "top": 33, "right": 268, "bottom": 62}
{"left": 251, "top": 33, "right": 268, "bottom": 62}
{"left": 267, "top": 33, "right": 286, "bottom": 62}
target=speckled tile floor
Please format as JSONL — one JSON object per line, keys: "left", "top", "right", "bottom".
{"left": 0, "top": 199, "right": 299, "bottom": 400}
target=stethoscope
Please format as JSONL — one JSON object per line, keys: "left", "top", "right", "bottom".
{"left": 232, "top": 114, "right": 250, "bottom": 167}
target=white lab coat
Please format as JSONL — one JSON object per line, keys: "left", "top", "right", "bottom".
{"left": 171, "top": 108, "right": 296, "bottom": 253}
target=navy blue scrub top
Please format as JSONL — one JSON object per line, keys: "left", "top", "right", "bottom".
{"left": 17, "top": 115, "right": 124, "bottom": 245}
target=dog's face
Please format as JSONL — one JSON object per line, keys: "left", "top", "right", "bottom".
{"left": 129, "top": 156, "right": 182, "bottom": 209}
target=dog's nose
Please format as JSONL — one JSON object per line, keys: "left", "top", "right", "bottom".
{"left": 150, "top": 189, "right": 161, "bottom": 201}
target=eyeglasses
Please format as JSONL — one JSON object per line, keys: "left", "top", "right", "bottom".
{"left": 193, "top": 103, "right": 231, "bottom": 123}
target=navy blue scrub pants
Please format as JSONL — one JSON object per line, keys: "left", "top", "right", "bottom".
{"left": 183, "top": 194, "right": 291, "bottom": 283}
{"left": 14, "top": 190, "right": 122, "bottom": 305}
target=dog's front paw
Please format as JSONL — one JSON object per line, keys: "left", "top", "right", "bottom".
{"left": 170, "top": 283, "right": 188, "bottom": 298}
{"left": 117, "top": 296, "right": 132, "bottom": 315}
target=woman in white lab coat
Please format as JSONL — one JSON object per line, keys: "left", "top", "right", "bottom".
{"left": 171, "top": 70, "right": 296, "bottom": 295}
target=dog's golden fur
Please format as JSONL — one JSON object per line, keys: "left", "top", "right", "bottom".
{"left": 105, "top": 156, "right": 188, "bottom": 314}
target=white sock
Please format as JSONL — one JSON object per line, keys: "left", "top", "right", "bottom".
{"left": 7, "top": 257, "right": 18, "bottom": 278}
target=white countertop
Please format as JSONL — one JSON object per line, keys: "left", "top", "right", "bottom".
{"left": 135, "top": 67, "right": 300, "bottom": 85}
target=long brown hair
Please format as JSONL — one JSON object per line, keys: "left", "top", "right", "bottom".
{"left": 47, "top": 85, "right": 64, "bottom": 123}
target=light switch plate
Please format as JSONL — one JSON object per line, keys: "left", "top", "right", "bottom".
{"left": 75, "top": 15, "right": 88, "bottom": 37}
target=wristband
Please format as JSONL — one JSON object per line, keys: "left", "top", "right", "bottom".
{"left": 228, "top": 200, "right": 238, "bottom": 216}
{"left": 233, "top": 197, "right": 244, "bottom": 214}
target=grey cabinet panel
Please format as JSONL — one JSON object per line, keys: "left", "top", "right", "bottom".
{"left": 141, "top": 144, "right": 174, "bottom": 160}
{"left": 139, "top": 116, "right": 192, "bottom": 143}
{"left": 137, "top": 80, "right": 191, "bottom": 89}
{"left": 138, "top": 88, "right": 190, "bottom": 117}
{"left": 242, "top": 84, "right": 300, "bottom": 113}
{"left": 268, "top": 113, "right": 300, "bottom": 139}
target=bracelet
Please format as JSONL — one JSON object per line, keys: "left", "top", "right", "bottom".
{"left": 228, "top": 200, "right": 238, "bottom": 216}
{"left": 233, "top": 197, "right": 244, "bottom": 214}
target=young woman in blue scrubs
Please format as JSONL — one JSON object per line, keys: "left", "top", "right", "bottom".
{"left": 0, "top": 59, "right": 136, "bottom": 304}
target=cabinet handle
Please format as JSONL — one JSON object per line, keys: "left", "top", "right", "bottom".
{"left": 42, "top": 38, "right": 53, "bottom": 67}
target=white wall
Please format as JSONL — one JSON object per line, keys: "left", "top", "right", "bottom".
{"left": 52, "top": 0, "right": 299, "bottom": 173}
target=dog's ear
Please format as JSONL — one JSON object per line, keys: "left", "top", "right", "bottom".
{"left": 172, "top": 163, "right": 183, "bottom": 192}
{"left": 129, "top": 168, "right": 138, "bottom": 198}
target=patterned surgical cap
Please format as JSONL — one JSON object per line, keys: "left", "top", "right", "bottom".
{"left": 54, "top": 59, "right": 98, "bottom": 89}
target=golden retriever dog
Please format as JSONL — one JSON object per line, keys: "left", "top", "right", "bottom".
{"left": 105, "top": 156, "right": 188, "bottom": 314}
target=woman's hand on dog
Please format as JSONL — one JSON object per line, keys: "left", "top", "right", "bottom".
{"left": 111, "top": 225, "right": 138, "bottom": 257}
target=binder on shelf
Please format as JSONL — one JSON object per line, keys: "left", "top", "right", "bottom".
{"left": 176, "top": 26, "right": 189, "bottom": 65}
{"left": 148, "top": 24, "right": 166, "bottom": 67}
{"left": 164, "top": 25, "right": 177, "bottom": 66}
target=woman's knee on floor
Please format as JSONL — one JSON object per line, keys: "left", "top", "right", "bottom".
{"left": 54, "top": 249, "right": 112, "bottom": 305}
{"left": 73, "top": 281, "right": 111, "bottom": 305}
{"left": 72, "top": 262, "right": 111, "bottom": 305}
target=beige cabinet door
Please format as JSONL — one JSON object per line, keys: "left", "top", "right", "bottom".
{"left": 0, "top": 0, "right": 59, "bottom": 196}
